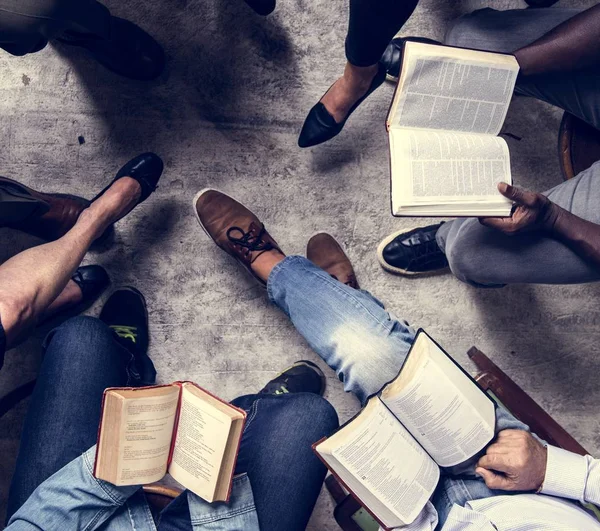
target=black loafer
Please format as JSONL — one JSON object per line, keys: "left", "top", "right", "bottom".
{"left": 298, "top": 63, "right": 387, "bottom": 148}
{"left": 243, "top": 0, "right": 276, "bottom": 15}
{"left": 381, "top": 37, "right": 442, "bottom": 82}
{"left": 58, "top": 16, "right": 165, "bottom": 80}
{"left": 71, "top": 265, "right": 110, "bottom": 303}
{"left": 377, "top": 223, "right": 449, "bottom": 276}
{"left": 92, "top": 152, "right": 163, "bottom": 205}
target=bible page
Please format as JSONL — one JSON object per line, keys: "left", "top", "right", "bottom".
{"left": 390, "top": 128, "right": 512, "bottom": 215}
{"left": 380, "top": 332, "right": 495, "bottom": 467}
{"left": 388, "top": 42, "right": 518, "bottom": 135}
{"left": 96, "top": 386, "right": 180, "bottom": 485}
{"left": 319, "top": 398, "right": 439, "bottom": 527}
{"left": 168, "top": 384, "right": 233, "bottom": 502}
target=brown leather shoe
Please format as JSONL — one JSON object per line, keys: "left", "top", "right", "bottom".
{"left": 0, "top": 176, "right": 90, "bottom": 241}
{"left": 307, "top": 233, "right": 359, "bottom": 289}
{"left": 193, "top": 188, "right": 284, "bottom": 285}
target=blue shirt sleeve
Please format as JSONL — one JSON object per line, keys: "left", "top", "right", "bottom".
{"left": 7, "top": 446, "right": 141, "bottom": 530}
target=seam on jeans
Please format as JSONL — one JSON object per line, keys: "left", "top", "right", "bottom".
{"left": 244, "top": 399, "right": 261, "bottom": 429}
{"left": 190, "top": 503, "right": 257, "bottom": 524}
{"left": 266, "top": 255, "right": 299, "bottom": 303}
{"left": 83, "top": 509, "right": 111, "bottom": 531}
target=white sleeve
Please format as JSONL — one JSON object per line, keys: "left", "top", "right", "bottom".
{"left": 540, "top": 445, "right": 600, "bottom": 506}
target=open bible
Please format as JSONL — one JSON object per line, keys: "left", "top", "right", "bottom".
{"left": 387, "top": 42, "right": 519, "bottom": 216}
{"left": 313, "top": 330, "right": 496, "bottom": 529}
{"left": 94, "top": 381, "right": 246, "bottom": 503}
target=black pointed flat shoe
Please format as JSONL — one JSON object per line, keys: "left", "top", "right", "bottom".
{"left": 243, "top": 0, "right": 276, "bottom": 15}
{"left": 298, "top": 63, "right": 387, "bottom": 148}
{"left": 381, "top": 36, "right": 442, "bottom": 82}
{"left": 71, "top": 265, "right": 111, "bottom": 303}
{"left": 92, "top": 152, "right": 163, "bottom": 205}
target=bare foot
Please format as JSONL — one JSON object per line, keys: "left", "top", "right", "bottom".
{"left": 78, "top": 177, "right": 142, "bottom": 239}
{"left": 41, "top": 280, "right": 83, "bottom": 321}
{"left": 320, "top": 62, "right": 379, "bottom": 123}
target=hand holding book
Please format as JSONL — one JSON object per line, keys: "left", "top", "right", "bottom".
{"left": 479, "top": 182, "right": 561, "bottom": 234}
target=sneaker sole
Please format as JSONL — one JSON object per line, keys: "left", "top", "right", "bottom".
{"left": 376, "top": 227, "right": 449, "bottom": 277}
{"left": 192, "top": 188, "right": 267, "bottom": 288}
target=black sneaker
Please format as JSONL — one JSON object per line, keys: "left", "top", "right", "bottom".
{"left": 259, "top": 361, "right": 326, "bottom": 396}
{"left": 377, "top": 223, "right": 449, "bottom": 276}
{"left": 100, "top": 287, "right": 149, "bottom": 356}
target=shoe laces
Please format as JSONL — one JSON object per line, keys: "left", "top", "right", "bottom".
{"left": 110, "top": 325, "right": 137, "bottom": 343}
{"left": 412, "top": 238, "right": 442, "bottom": 259}
{"left": 227, "top": 224, "right": 274, "bottom": 254}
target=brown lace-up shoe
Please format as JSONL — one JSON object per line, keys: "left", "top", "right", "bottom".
{"left": 307, "top": 233, "right": 359, "bottom": 289}
{"left": 0, "top": 176, "right": 90, "bottom": 241}
{"left": 193, "top": 189, "right": 284, "bottom": 285}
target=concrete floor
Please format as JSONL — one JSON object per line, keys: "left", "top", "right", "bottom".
{"left": 1, "top": 0, "right": 599, "bottom": 527}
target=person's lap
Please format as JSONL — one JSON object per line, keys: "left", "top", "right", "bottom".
{"left": 7, "top": 313, "right": 336, "bottom": 530}
{"left": 437, "top": 7, "right": 600, "bottom": 286}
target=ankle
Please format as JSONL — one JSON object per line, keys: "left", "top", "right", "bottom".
{"left": 251, "top": 250, "right": 286, "bottom": 283}
{"left": 344, "top": 62, "right": 379, "bottom": 87}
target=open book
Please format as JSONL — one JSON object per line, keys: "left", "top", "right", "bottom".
{"left": 94, "top": 381, "right": 246, "bottom": 503}
{"left": 387, "top": 42, "right": 519, "bottom": 216}
{"left": 313, "top": 330, "right": 496, "bottom": 529}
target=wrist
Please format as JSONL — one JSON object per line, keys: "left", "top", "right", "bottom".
{"left": 541, "top": 200, "right": 563, "bottom": 233}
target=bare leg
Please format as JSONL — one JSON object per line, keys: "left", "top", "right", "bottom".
{"left": 39, "top": 280, "right": 83, "bottom": 322}
{"left": 0, "top": 178, "right": 140, "bottom": 348}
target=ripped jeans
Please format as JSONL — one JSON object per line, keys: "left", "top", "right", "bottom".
{"left": 267, "top": 256, "right": 530, "bottom": 525}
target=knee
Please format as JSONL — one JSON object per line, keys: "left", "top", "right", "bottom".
{"left": 44, "top": 316, "right": 115, "bottom": 366}
{"left": 286, "top": 394, "right": 339, "bottom": 437}
{"left": 444, "top": 223, "right": 489, "bottom": 286}
{"left": 0, "top": 293, "right": 35, "bottom": 346}
{"left": 444, "top": 9, "right": 499, "bottom": 48}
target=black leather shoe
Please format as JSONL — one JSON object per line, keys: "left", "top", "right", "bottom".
{"left": 243, "top": 0, "right": 276, "bottom": 15}
{"left": 377, "top": 223, "right": 449, "bottom": 276}
{"left": 381, "top": 37, "right": 442, "bottom": 82}
{"left": 298, "top": 63, "right": 387, "bottom": 148}
{"left": 92, "top": 153, "right": 163, "bottom": 205}
{"left": 71, "top": 265, "right": 110, "bottom": 303}
{"left": 58, "top": 17, "right": 165, "bottom": 80}
{"left": 259, "top": 360, "right": 326, "bottom": 396}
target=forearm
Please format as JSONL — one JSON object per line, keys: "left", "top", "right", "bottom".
{"left": 548, "top": 205, "right": 600, "bottom": 269}
{"left": 514, "top": 4, "right": 600, "bottom": 76}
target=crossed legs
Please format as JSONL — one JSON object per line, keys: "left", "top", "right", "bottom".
{"left": 0, "top": 178, "right": 141, "bottom": 353}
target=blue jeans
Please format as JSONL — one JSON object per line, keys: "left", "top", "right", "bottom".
{"left": 268, "top": 256, "right": 531, "bottom": 526}
{"left": 6, "top": 315, "right": 338, "bottom": 531}
{"left": 435, "top": 7, "right": 600, "bottom": 286}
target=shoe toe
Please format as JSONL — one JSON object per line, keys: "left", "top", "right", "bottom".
{"left": 117, "top": 152, "right": 163, "bottom": 202}
{"left": 73, "top": 265, "right": 110, "bottom": 302}
{"left": 298, "top": 103, "right": 341, "bottom": 148}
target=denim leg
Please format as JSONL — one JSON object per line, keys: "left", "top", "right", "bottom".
{"left": 268, "top": 256, "right": 416, "bottom": 405}
{"left": 229, "top": 392, "right": 339, "bottom": 531}
{"left": 267, "top": 257, "right": 531, "bottom": 460}
{"left": 6, "top": 316, "right": 155, "bottom": 520}
{"left": 432, "top": 476, "right": 505, "bottom": 527}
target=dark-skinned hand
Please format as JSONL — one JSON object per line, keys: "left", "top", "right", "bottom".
{"left": 479, "top": 182, "right": 561, "bottom": 235}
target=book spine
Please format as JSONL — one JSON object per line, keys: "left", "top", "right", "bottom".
{"left": 167, "top": 383, "right": 184, "bottom": 467}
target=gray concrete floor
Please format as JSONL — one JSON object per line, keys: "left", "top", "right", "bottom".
{"left": 1, "top": 0, "right": 599, "bottom": 527}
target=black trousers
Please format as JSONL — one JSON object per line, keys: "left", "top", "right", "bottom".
{"left": 0, "top": 0, "right": 110, "bottom": 56}
{"left": 345, "top": 0, "right": 419, "bottom": 66}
